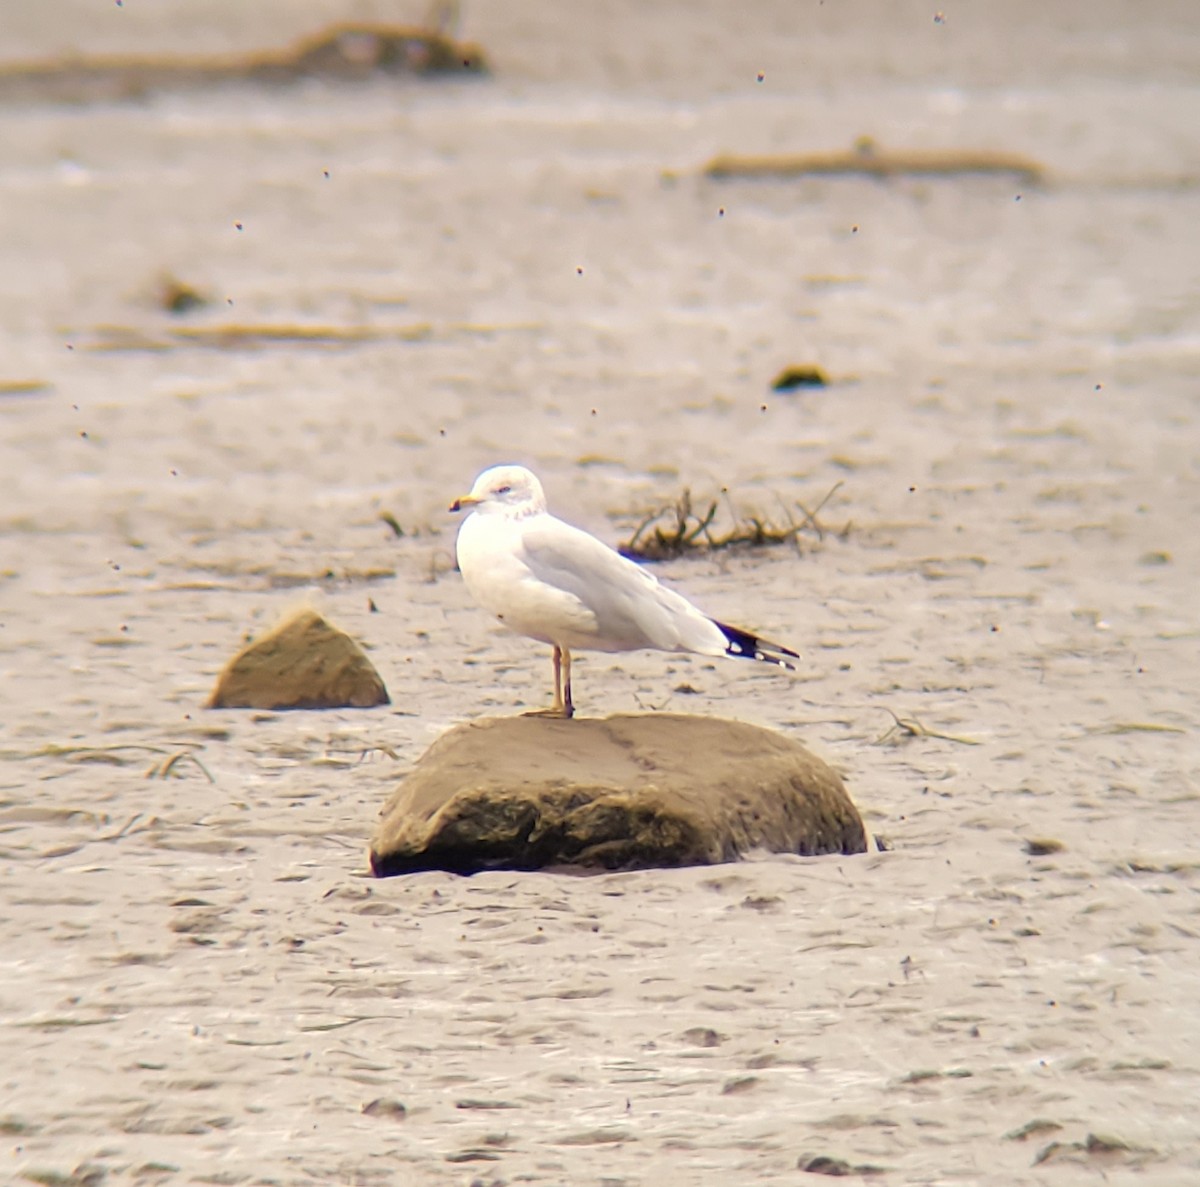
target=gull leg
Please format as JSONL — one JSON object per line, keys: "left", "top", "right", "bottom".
{"left": 562, "top": 646, "right": 574, "bottom": 718}
{"left": 523, "top": 643, "right": 573, "bottom": 718}
{"left": 552, "top": 643, "right": 564, "bottom": 713}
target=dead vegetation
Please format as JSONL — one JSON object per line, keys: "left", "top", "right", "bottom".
{"left": 0, "top": 379, "right": 51, "bottom": 397}
{"left": 0, "top": 742, "right": 214, "bottom": 782}
{"left": 873, "top": 708, "right": 981, "bottom": 747}
{"left": 705, "top": 137, "right": 1045, "bottom": 185}
{"left": 618, "top": 482, "right": 847, "bottom": 561}
{"left": 86, "top": 322, "right": 432, "bottom": 352}
{"left": 0, "top": 22, "right": 487, "bottom": 104}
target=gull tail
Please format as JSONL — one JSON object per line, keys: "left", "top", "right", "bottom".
{"left": 712, "top": 620, "right": 799, "bottom": 670}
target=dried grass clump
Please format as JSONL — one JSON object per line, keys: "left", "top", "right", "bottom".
{"left": 618, "top": 482, "right": 847, "bottom": 561}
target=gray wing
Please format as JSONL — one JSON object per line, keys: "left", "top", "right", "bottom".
{"left": 519, "top": 516, "right": 726, "bottom": 655}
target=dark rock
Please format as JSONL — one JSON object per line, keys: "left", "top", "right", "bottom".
{"left": 1024, "top": 837, "right": 1065, "bottom": 856}
{"left": 771, "top": 364, "right": 830, "bottom": 391}
{"left": 369, "top": 714, "right": 866, "bottom": 875}
{"left": 158, "top": 275, "right": 207, "bottom": 315}
{"left": 207, "top": 609, "right": 389, "bottom": 710}
{"left": 800, "top": 1156, "right": 852, "bottom": 1177}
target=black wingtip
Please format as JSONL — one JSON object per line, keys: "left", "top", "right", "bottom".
{"left": 713, "top": 619, "right": 799, "bottom": 670}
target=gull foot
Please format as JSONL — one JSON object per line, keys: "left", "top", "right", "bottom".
{"left": 522, "top": 705, "right": 575, "bottom": 720}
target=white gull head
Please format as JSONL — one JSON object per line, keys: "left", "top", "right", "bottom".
{"left": 450, "top": 464, "right": 547, "bottom": 518}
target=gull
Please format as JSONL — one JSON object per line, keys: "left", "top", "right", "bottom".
{"left": 449, "top": 464, "right": 798, "bottom": 718}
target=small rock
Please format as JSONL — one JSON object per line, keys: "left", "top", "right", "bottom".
{"left": 899, "top": 1069, "right": 942, "bottom": 1084}
{"left": 444, "top": 1149, "right": 500, "bottom": 1163}
{"left": 158, "top": 274, "right": 207, "bottom": 315}
{"left": 1033, "top": 1131, "right": 1146, "bottom": 1168}
{"left": 800, "top": 1154, "right": 886, "bottom": 1177}
{"left": 771, "top": 364, "right": 829, "bottom": 392}
{"left": 800, "top": 1155, "right": 852, "bottom": 1176}
{"left": 721, "top": 1075, "right": 758, "bottom": 1095}
{"left": 207, "top": 609, "right": 389, "bottom": 710}
{"left": 362, "top": 1098, "right": 407, "bottom": 1121}
{"left": 741, "top": 894, "right": 783, "bottom": 912}
{"left": 1085, "top": 1132, "right": 1132, "bottom": 1155}
{"left": 369, "top": 713, "right": 867, "bottom": 875}
{"left": 1024, "top": 837, "right": 1064, "bottom": 856}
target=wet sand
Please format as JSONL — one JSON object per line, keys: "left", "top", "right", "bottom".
{"left": 1, "top": 2, "right": 1198, "bottom": 1183}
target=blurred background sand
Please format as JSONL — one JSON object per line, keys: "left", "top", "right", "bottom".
{"left": 1, "top": 2, "right": 1198, "bottom": 1183}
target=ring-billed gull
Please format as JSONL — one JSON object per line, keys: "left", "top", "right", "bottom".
{"left": 449, "top": 464, "right": 798, "bottom": 718}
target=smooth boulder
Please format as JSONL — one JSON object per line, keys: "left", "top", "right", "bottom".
{"left": 207, "top": 609, "right": 389, "bottom": 710}
{"left": 370, "top": 713, "right": 866, "bottom": 875}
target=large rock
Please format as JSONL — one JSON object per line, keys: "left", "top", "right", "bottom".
{"left": 370, "top": 714, "right": 866, "bottom": 875}
{"left": 207, "top": 609, "right": 389, "bottom": 710}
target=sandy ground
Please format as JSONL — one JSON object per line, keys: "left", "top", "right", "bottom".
{"left": 1, "top": 2, "right": 1199, "bottom": 1184}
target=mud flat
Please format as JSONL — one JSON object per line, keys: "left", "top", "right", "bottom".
{"left": 0, "top": 2, "right": 1197, "bottom": 1185}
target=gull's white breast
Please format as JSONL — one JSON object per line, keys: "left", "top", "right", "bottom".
{"left": 455, "top": 510, "right": 600, "bottom": 648}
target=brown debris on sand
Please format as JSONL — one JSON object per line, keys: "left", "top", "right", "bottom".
{"left": 207, "top": 609, "right": 389, "bottom": 711}
{"left": 0, "top": 379, "right": 52, "bottom": 397}
{"left": 619, "top": 482, "right": 846, "bottom": 561}
{"left": 0, "top": 21, "right": 487, "bottom": 105}
{"left": 705, "top": 137, "right": 1044, "bottom": 184}
{"left": 85, "top": 322, "right": 434, "bottom": 353}
{"left": 369, "top": 713, "right": 867, "bottom": 876}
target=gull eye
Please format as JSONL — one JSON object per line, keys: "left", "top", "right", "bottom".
{"left": 495, "top": 484, "right": 512, "bottom": 495}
